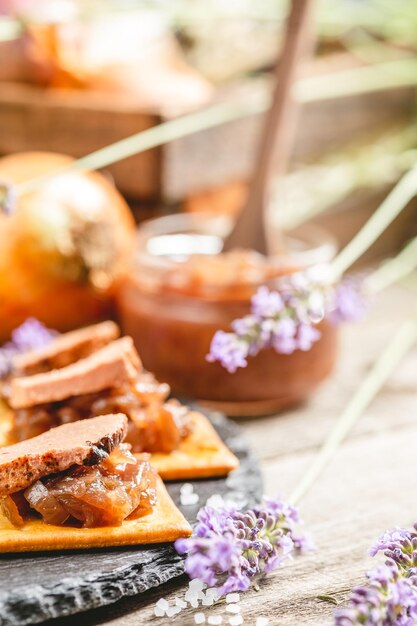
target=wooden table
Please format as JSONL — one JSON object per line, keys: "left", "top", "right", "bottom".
{"left": 49, "top": 284, "right": 417, "bottom": 626}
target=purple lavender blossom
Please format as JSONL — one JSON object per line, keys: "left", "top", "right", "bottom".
{"left": 207, "top": 273, "right": 325, "bottom": 371}
{"left": 271, "top": 317, "right": 298, "bottom": 354}
{"left": 369, "top": 528, "right": 415, "bottom": 558}
{"left": 296, "top": 323, "right": 321, "bottom": 351}
{"left": 206, "top": 330, "right": 249, "bottom": 373}
{"left": 252, "top": 286, "right": 284, "bottom": 318}
{"left": 207, "top": 271, "right": 365, "bottom": 372}
{"left": 0, "top": 181, "right": 15, "bottom": 216}
{"left": 330, "top": 279, "right": 365, "bottom": 325}
{"left": 369, "top": 527, "right": 417, "bottom": 576}
{"left": 11, "top": 318, "right": 57, "bottom": 352}
{"left": 175, "top": 497, "right": 312, "bottom": 595}
{"left": 0, "top": 318, "right": 57, "bottom": 379}
{"left": 335, "top": 523, "right": 417, "bottom": 626}
{"left": 335, "top": 563, "right": 417, "bottom": 626}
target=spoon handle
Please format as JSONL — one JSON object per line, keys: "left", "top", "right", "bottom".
{"left": 223, "top": 0, "right": 316, "bottom": 254}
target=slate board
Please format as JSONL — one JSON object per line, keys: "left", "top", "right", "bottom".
{"left": 0, "top": 410, "right": 262, "bottom": 626}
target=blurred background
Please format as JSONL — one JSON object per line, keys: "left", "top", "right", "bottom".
{"left": 1, "top": 0, "right": 417, "bottom": 341}
{"left": 0, "top": 0, "right": 416, "bottom": 259}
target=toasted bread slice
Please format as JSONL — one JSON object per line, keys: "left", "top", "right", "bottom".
{"left": 0, "top": 413, "right": 128, "bottom": 495}
{"left": 12, "top": 321, "right": 120, "bottom": 377}
{"left": 149, "top": 411, "right": 239, "bottom": 480}
{"left": 0, "top": 476, "right": 191, "bottom": 552}
{"left": 9, "top": 338, "right": 140, "bottom": 409}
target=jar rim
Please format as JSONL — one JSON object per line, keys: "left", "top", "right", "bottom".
{"left": 132, "top": 212, "right": 338, "bottom": 286}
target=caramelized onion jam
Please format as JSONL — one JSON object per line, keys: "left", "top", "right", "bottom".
{"left": 145, "top": 250, "right": 298, "bottom": 299}
{"left": 12, "top": 372, "right": 192, "bottom": 452}
{"left": 0, "top": 445, "right": 157, "bottom": 528}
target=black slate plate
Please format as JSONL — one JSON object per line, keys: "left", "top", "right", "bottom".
{"left": 0, "top": 410, "right": 262, "bottom": 626}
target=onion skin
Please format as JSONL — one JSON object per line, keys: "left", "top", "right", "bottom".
{"left": 0, "top": 151, "right": 135, "bottom": 342}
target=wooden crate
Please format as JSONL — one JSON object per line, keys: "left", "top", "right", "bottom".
{"left": 0, "top": 54, "right": 415, "bottom": 202}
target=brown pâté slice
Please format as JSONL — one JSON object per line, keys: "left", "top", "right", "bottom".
{"left": 12, "top": 321, "right": 120, "bottom": 376}
{"left": 0, "top": 413, "right": 128, "bottom": 496}
{"left": 9, "top": 337, "right": 140, "bottom": 409}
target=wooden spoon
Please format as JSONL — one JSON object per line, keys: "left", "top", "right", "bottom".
{"left": 222, "top": 0, "right": 316, "bottom": 254}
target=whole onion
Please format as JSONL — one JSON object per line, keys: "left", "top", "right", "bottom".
{"left": 0, "top": 151, "right": 135, "bottom": 340}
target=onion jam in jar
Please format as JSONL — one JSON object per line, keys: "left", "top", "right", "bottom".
{"left": 116, "top": 214, "right": 338, "bottom": 416}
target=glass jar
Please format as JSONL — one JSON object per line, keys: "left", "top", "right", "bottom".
{"left": 116, "top": 213, "right": 338, "bottom": 417}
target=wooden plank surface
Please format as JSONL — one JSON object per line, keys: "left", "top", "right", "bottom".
{"left": 45, "top": 283, "right": 417, "bottom": 625}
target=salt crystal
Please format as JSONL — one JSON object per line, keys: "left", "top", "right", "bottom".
{"left": 156, "top": 598, "right": 170, "bottom": 610}
{"left": 224, "top": 494, "right": 247, "bottom": 509}
{"left": 229, "top": 616, "right": 244, "bottom": 626}
{"left": 185, "top": 579, "right": 207, "bottom": 606}
{"left": 195, "top": 612, "right": 206, "bottom": 624}
{"left": 175, "top": 598, "right": 187, "bottom": 608}
{"left": 202, "top": 595, "right": 215, "bottom": 606}
{"left": 205, "top": 588, "right": 220, "bottom": 599}
{"left": 256, "top": 618, "right": 269, "bottom": 626}
{"left": 154, "top": 606, "right": 165, "bottom": 617}
{"left": 181, "top": 492, "right": 200, "bottom": 506}
{"left": 185, "top": 593, "right": 196, "bottom": 604}
{"left": 180, "top": 483, "right": 194, "bottom": 495}
{"left": 226, "top": 593, "right": 240, "bottom": 604}
{"left": 188, "top": 579, "right": 206, "bottom": 594}
{"left": 206, "top": 494, "right": 225, "bottom": 508}
{"left": 185, "top": 592, "right": 199, "bottom": 604}
{"left": 226, "top": 604, "right": 240, "bottom": 614}
{"left": 208, "top": 617, "right": 223, "bottom": 625}
{"left": 189, "top": 578, "right": 205, "bottom": 591}
{"left": 166, "top": 606, "right": 182, "bottom": 617}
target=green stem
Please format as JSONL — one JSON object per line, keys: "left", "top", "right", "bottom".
{"left": 296, "top": 58, "right": 417, "bottom": 103}
{"left": 363, "top": 235, "right": 417, "bottom": 295}
{"left": 13, "top": 58, "right": 417, "bottom": 197}
{"left": 289, "top": 312, "right": 417, "bottom": 505}
{"left": 330, "top": 162, "right": 417, "bottom": 279}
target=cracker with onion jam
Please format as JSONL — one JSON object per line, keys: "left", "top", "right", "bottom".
{"left": 0, "top": 414, "right": 191, "bottom": 552}
{"left": 1, "top": 324, "right": 239, "bottom": 481}
{"left": 0, "top": 476, "right": 191, "bottom": 553}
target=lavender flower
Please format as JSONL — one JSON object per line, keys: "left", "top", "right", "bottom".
{"left": 370, "top": 526, "right": 417, "bottom": 577}
{"left": 297, "top": 323, "right": 321, "bottom": 351}
{"left": 206, "top": 330, "right": 249, "bottom": 373}
{"left": 335, "top": 564, "right": 417, "bottom": 626}
{"left": 175, "top": 497, "right": 312, "bottom": 595}
{"left": 0, "top": 318, "right": 57, "bottom": 379}
{"left": 0, "top": 181, "right": 15, "bottom": 216}
{"left": 335, "top": 523, "right": 417, "bottom": 626}
{"left": 252, "top": 287, "right": 284, "bottom": 318}
{"left": 11, "top": 318, "right": 57, "bottom": 352}
{"left": 330, "top": 279, "right": 365, "bottom": 325}
{"left": 207, "top": 271, "right": 365, "bottom": 372}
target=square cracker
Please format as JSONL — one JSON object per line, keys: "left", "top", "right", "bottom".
{"left": 149, "top": 411, "right": 239, "bottom": 481}
{"left": 0, "top": 476, "right": 191, "bottom": 553}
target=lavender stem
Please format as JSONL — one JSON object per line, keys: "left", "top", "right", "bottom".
{"left": 289, "top": 311, "right": 417, "bottom": 505}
